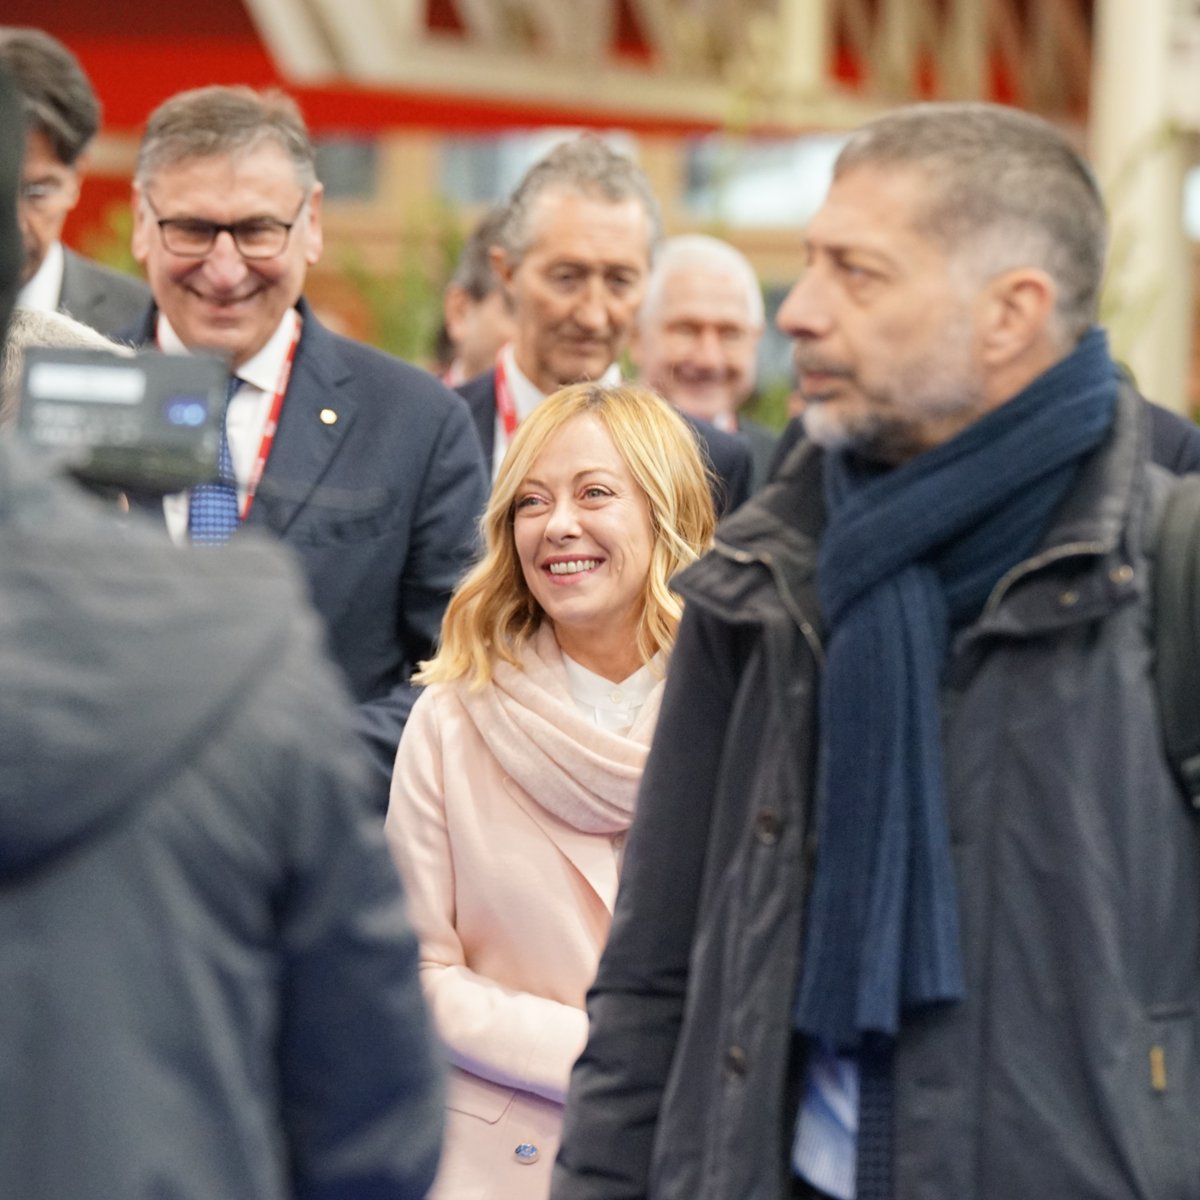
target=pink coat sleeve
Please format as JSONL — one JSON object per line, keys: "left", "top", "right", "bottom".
{"left": 386, "top": 687, "right": 590, "bottom": 1105}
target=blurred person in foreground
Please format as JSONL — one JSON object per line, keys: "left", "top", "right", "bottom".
{"left": 554, "top": 102, "right": 1200, "bottom": 1200}
{"left": 1, "top": 68, "right": 21, "bottom": 338}
{"left": 125, "top": 85, "right": 486, "bottom": 805}
{"left": 631, "top": 233, "right": 776, "bottom": 489}
{"left": 387, "top": 383, "right": 715, "bottom": 1200}
{"left": 0, "top": 27, "right": 149, "bottom": 334}
{"left": 456, "top": 135, "right": 751, "bottom": 515}
{"left": 0, "top": 73, "right": 444, "bottom": 1200}
{"left": 436, "top": 204, "right": 515, "bottom": 386}
{"left": 1, "top": 304, "right": 130, "bottom": 426}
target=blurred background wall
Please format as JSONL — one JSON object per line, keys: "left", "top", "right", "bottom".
{"left": 9, "top": 0, "right": 1200, "bottom": 423}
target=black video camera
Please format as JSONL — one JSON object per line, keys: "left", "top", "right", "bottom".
{"left": 18, "top": 346, "right": 227, "bottom": 494}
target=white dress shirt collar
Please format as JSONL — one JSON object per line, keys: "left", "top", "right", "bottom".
{"left": 16, "top": 241, "right": 65, "bottom": 313}
{"left": 159, "top": 307, "right": 301, "bottom": 545}
{"left": 493, "top": 343, "right": 623, "bottom": 477}
{"left": 500, "top": 342, "right": 550, "bottom": 424}
{"left": 154, "top": 305, "right": 300, "bottom": 389}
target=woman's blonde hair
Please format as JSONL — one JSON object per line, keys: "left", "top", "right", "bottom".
{"left": 417, "top": 382, "right": 717, "bottom": 688}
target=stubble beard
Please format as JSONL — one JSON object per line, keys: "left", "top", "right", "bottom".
{"left": 802, "top": 351, "right": 984, "bottom": 465}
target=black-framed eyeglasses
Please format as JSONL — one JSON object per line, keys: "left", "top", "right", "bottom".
{"left": 144, "top": 194, "right": 308, "bottom": 260}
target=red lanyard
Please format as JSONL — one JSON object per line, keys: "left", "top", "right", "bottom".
{"left": 493, "top": 349, "right": 520, "bottom": 441}
{"left": 241, "top": 317, "right": 302, "bottom": 520}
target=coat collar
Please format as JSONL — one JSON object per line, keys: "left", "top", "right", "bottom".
{"left": 969, "top": 375, "right": 1148, "bottom": 639}
{"left": 677, "top": 375, "right": 1150, "bottom": 643}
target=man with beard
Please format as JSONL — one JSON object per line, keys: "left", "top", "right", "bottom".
{"left": 553, "top": 102, "right": 1200, "bottom": 1200}
{"left": 0, "top": 28, "right": 149, "bottom": 335}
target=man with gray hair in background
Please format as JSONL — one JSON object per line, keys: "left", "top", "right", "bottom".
{"left": 456, "top": 134, "right": 752, "bottom": 514}
{"left": 631, "top": 233, "right": 776, "bottom": 489}
{"left": 554, "top": 101, "right": 1200, "bottom": 1200}
{"left": 0, "top": 27, "right": 150, "bottom": 335}
{"left": 125, "top": 84, "right": 487, "bottom": 807}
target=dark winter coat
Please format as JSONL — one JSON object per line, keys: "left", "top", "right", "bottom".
{"left": 0, "top": 441, "right": 445, "bottom": 1199}
{"left": 554, "top": 381, "right": 1200, "bottom": 1200}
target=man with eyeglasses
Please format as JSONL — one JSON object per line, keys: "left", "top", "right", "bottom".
{"left": 126, "top": 84, "right": 488, "bottom": 808}
{"left": 0, "top": 28, "right": 150, "bottom": 337}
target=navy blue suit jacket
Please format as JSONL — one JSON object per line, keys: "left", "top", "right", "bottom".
{"left": 127, "top": 299, "right": 489, "bottom": 802}
{"left": 456, "top": 368, "right": 752, "bottom": 517}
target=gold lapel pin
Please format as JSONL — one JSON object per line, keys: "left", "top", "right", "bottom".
{"left": 319, "top": 408, "right": 338, "bottom": 425}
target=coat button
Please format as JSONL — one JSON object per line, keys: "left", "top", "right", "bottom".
{"left": 1058, "top": 589, "right": 1079, "bottom": 608}
{"left": 754, "top": 808, "right": 782, "bottom": 845}
{"left": 724, "top": 1045, "right": 747, "bottom": 1079}
{"left": 514, "top": 1143, "right": 539, "bottom": 1164}
{"left": 1109, "top": 564, "right": 1134, "bottom": 585}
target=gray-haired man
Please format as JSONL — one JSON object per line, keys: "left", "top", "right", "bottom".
{"left": 631, "top": 233, "right": 775, "bottom": 489}
{"left": 456, "top": 135, "right": 752, "bottom": 514}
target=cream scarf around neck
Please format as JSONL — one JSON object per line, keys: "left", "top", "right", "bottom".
{"left": 455, "top": 623, "right": 663, "bottom": 835}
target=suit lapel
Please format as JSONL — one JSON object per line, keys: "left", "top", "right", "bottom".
{"left": 243, "top": 304, "right": 358, "bottom": 538}
{"left": 58, "top": 249, "right": 109, "bottom": 331}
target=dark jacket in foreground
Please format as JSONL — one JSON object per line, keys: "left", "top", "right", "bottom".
{"left": 457, "top": 367, "right": 753, "bottom": 516}
{"left": 0, "top": 70, "right": 19, "bottom": 336}
{"left": 553, "top": 381, "right": 1200, "bottom": 1200}
{"left": 128, "top": 299, "right": 489, "bottom": 803}
{"left": 0, "top": 441, "right": 444, "bottom": 1199}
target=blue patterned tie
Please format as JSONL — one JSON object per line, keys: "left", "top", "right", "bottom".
{"left": 189, "top": 375, "right": 241, "bottom": 545}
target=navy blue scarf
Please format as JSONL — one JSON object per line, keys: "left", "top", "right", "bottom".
{"left": 793, "top": 329, "right": 1118, "bottom": 1048}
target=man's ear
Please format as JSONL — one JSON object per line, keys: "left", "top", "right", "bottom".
{"left": 130, "top": 183, "right": 149, "bottom": 266}
{"left": 303, "top": 181, "right": 324, "bottom": 265}
{"left": 489, "top": 245, "right": 515, "bottom": 291}
{"left": 977, "top": 268, "right": 1058, "bottom": 368}
{"left": 64, "top": 149, "right": 87, "bottom": 213}
{"left": 442, "top": 283, "right": 471, "bottom": 342}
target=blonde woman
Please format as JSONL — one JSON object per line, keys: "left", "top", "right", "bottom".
{"left": 386, "top": 382, "right": 716, "bottom": 1200}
